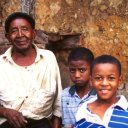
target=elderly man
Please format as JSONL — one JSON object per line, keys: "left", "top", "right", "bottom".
{"left": 0, "top": 12, "right": 62, "bottom": 128}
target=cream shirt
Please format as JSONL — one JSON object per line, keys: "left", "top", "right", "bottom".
{"left": 0, "top": 44, "right": 62, "bottom": 124}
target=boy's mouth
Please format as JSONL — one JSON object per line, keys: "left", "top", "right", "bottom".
{"left": 100, "top": 89, "right": 110, "bottom": 94}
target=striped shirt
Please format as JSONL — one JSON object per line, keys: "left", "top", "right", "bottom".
{"left": 75, "top": 95, "right": 128, "bottom": 128}
{"left": 61, "top": 85, "right": 96, "bottom": 127}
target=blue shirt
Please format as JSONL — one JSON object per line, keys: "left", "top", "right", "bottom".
{"left": 75, "top": 95, "right": 128, "bottom": 128}
{"left": 61, "top": 85, "right": 96, "bottom": 127}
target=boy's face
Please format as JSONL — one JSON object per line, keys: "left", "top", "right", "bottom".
{"left": 90, "top": 63, "right": 121, "bottom": 102}
{"left": 69, "top": 60, "right": 90, "bottom": 87}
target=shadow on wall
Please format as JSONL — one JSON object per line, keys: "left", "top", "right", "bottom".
{"left": 46, "top": 32, "right": 82, "bottom": 89}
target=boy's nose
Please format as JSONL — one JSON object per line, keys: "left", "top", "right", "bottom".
{"left": 75, "top": 70, "right": 81, "bottom": 77}
{"left": 102, "top": 78, "right": 109, "bottom": 86}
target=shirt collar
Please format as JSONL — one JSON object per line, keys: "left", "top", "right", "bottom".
{"left": 2, "top": 43, "right": 43, "bottom": 63}
{"left": 69, "top": 85, "right": 76, "bottom": 96}
{"left": 114, "top": 95, "right": 128, "bottom": 110}
{"left": 69, "top": 85, "right": 96, "bottom": 97}
{"left": 33, "top": 43, "right": 44, "bottom": 62}
{"left": 1, "top": 46, "right": 13, "bottom": 63}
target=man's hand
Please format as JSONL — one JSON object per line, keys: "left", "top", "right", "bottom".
{"left": 1, "top": 108, "right": 27, "bottom": 128}
{"left": 51, "top": 115, "right": 62, "bottom": 128}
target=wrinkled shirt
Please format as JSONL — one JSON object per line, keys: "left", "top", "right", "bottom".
{"left": 0, "top": 44, "right": 62, "bottom": 124}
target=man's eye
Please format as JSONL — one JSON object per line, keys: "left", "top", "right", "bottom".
{"left": 11, "top": 29, "right": 18, "bottom": 33}
{"left": 22, "top": 27, "right": 28, "bottom": 31}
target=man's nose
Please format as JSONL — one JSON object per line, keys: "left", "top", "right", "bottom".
{"left": 17, "top": 29, "right": 23, "bottom": 37}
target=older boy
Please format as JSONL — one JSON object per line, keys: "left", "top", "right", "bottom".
{"left": 75, "top": 55, "right": 128, "bottom": 128}
{"left": 61, "top": 47, "right": 96, "bottom": 128}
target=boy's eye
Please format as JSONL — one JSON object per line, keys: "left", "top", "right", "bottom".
{"left": 69, "top": 68, "right": 86, "bottom": 73}
{"left": 108, "top": 76, "right": 115, "bottom": 81}
{"left": 79, "top": 68, "right": 86, "bottom": 73}
{"left": 69, "top": 68, "right": 76, "bottom": 73}
{"left": 94, "top": 76, "right": 102, "bottom": 81}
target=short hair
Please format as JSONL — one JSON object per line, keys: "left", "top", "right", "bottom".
{"left": 5, "top": 12, "right": 35, "bottom": 33}
{"left": 90, "top": 54, "right": 121, "bottom": 76}
{"left": 68, "top": 47, "right": 94, "bottom": 64}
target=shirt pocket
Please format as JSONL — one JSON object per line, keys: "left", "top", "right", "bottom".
{"left": 24, "top": 89, "right": 54, "bottom": 116}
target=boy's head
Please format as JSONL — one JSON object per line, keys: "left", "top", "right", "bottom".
{"left": 68, "top": 47, "right": 94, "bottom": 87}
{"left": 90, "top": 54, "right": 121, "bottom": 76}
{"left": 90, "top": 54, "right": 121, "bottom": 101}
{"left": 68, "top": 47, "right": 94, "bottom": 64}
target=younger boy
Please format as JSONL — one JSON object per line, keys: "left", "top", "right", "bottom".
{"left": 61, "top": 47, "right": 96, "bottom": 128}
{"left": 75, "top": 55, "right": 128, "bottom": 128}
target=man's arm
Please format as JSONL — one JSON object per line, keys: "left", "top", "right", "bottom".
{"left": 50, "top": 52, "right": 62, "bottom": 128}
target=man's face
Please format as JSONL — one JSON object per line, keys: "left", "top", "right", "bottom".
{"left": 69, "top": 60, "right": 90, "bottom": 87}
{"left": 6, "top": 18, "right": 36, "bottom": 52}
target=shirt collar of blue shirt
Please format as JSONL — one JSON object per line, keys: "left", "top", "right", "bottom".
{"left": 69, "top": 85, "right": 96, "bottom": 97}
{"left": 114, "top": 95, "right": 128, "bottom": 110}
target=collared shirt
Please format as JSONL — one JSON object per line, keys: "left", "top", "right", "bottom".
{"left": 75, "top": 95, "right": 128, "bottom": 128}
{"left": 0, "top": 44, "right": 62, "bottom": 125}
{"left": 61, "top": 85, "right": 96, "bottom": 127}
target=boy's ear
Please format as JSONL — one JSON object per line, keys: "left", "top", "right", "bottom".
{"left": 118, "top": 75, "right": 124, "bottom": 90}
{"left": 33, "top": 29, "right": 37, "bottom": 39}
{"left": 89, "top": 76, "right": 93, "bottom": 87}
{"left": 119, "top": 75, "right": 122, "bottom": 84}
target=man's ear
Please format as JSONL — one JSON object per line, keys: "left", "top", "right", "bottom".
{"left": 33, "top": 29, "right": 37, "bottom": 39}
{"left": 5, "top": 33, "right": 8, "bottom": 39}
{"left": 5, "top": 33, "right": 10, "bottom": 41}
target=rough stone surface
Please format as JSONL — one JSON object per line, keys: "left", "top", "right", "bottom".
{"left": 0, "top": 0, "right": 128, "bottom": 97}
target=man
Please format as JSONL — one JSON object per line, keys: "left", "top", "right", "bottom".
{"left": 0, "top": 12, "right": 62, "bottom": 128}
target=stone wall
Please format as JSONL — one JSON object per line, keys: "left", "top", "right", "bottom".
{"left": 0, "top": 0, "right": 128, "bottom": 97}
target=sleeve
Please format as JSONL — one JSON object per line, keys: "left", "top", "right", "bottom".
{"left": 50, "top": 51, "right": 62, "bottom": 118}
{"left": 61, "top": 90, "right": 68, "bottom": 125}
{"left": 61, "top": 88, "right": 73, "bottom": 127}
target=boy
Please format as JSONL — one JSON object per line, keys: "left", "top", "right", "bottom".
{"left": 75, "top": 55, "right": 128, "bottom": 128}
{"left": 61, "top": 47, "right": 96, "bottom": 128}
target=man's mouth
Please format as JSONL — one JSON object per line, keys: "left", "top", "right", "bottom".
{"left": 16, "top": 40, "right": 27, "bottom": 44}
